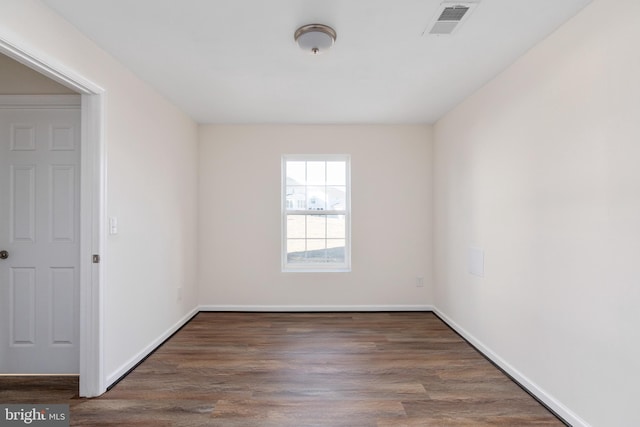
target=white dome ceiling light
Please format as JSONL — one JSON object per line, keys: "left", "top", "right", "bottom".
{"left": 294, "top": 24, "right": 337, "bottom": 55}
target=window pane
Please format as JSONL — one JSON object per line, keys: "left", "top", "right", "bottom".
{"left": 287, "top": 215, "right": 305, "bottom": 238}
{"left": 326, "top": 243, "right": 345, "bottom": 263}
{"left": 287, "top": 239, "right": 306, "bottom": 262}
{"left": 326, "top": 215, "right": 345, "bottom": 238}
{"left": 326, "top": 161, "right": 346, "bottom": 185}
{"left": 306, "top": 215, "right": 326, "bottom": 238}
{"left": 307, "top": 161, "right": 325, "bottom": 185}
{"left": 307, "top": 186, "right": 326, "bottom": 210}
{"left": 326, "top": 239, "right": 345, "bottom": 249}
{"left": 286, "top": 161, "right": 306, "bottom": 185}
{"left": 306, "top": 239, "right": 327, "bottom": 260}
{"left": 327, "top": 186, "right": 346, "bottom": 210}
{"left": 286, "top": 186, "right": 306, "bottom": 210}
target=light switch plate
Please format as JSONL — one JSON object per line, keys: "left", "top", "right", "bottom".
{"left": 109, "top": 217, "right": 118, "bottom": 235}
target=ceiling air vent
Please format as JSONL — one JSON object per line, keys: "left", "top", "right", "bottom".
{"left": 425, "top": 2, "right": 479, "bottom": 35}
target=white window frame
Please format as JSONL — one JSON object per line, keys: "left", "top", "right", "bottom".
{"left": 282, "top": 154, "right": 351, "bottom": 272}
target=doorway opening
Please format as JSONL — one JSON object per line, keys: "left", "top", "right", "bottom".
{"left": 0, "top": 38, "right": 105, "bottom": 397}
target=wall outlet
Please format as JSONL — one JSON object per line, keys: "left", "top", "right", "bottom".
{"left": 177, "top": 286, "right": 183, "bottom": 301}
{"left": 416, "top": 277, "right": 424, "bottom": 287}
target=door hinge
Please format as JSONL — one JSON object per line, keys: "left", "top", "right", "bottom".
{"left": 92, "top": 254, "right": 100, "bottom": 263}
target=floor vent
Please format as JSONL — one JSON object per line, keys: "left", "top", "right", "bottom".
{"left": 425, "top": 2, "right": 479, "bottom": 35}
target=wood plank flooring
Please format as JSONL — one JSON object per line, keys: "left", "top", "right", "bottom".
{"left": 1, "top": 312, "right": 565, "bottom": 426}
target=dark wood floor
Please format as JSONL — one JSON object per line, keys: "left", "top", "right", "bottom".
{"left": 1, "top": 312, "right": 564, "bottom": 426}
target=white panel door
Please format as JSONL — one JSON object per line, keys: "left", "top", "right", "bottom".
{"left": 0, "top": 106, "right": 80, "bottom": 373}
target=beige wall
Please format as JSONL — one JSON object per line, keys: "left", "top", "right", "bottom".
{"left": 0, "top": 52, "right": 75, "bottom": 94}
{"left": 433, "top": 0, "right": 640, "bottom": 425}
{"left": 198, "top": 125, "right": 433, "bottom": 309}
{"left": 0, "top": 0, "right": 199, "bottom": 386}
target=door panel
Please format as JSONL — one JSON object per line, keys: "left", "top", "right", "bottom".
{"left": 51, "top": 165, "right": 76, "bottom": 242}
{"left": 10, "top": 267, "right": 36, "bottom": 344}
{"left": 11, "top": 165, "right": 36, "bottom": 242}
{"left": 50, "top": 267, "right": 75, "bottom": 344}
{"left": 0, "top": 107, "right": 80, "bottom": 374}
{"left": 10, "top": 124, "right": 36, "bottom": 151}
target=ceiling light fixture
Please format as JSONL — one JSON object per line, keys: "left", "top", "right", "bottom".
{"left": 294, "top": 24, "right": 336, "bottom": 55}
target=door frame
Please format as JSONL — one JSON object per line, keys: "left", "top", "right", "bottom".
{"left": 0, "top": 38, "right": 106, "bottom": 397}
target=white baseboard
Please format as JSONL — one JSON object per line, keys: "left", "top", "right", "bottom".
{"left": 106, "top": 307, "right": 199, "bottom": 388}
{"left": 433, "top": 308, "right": 590, "bottom": 427}
{"left": 199, "top": 304, "right": 434, "bottom": 312}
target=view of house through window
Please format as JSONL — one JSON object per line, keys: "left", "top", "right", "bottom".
{"left": 283, "top": 155, "right": 350, "bottom": 271}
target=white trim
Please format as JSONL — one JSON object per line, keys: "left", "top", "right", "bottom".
{"left": 105, "top": 308, "right": 199, "bottom": 387}
{"left": 433, "top": 308, "right": 591, "bottom": 427}
{"left": 0, "top": 94, "right": 81, "bottom": 108}
{"left": 0, "top": 36, "right": 106, "bottom": 397}
{"left": 0, "top": 35, "right": 103, "bottom": 95}
{"left": 199, "top": 305, "right": 435, "bottom": 312}
{"left": 78, "top": 93, "right": 106, "bottom": 397}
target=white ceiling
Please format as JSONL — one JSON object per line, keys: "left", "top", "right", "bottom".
{"left": 41, "top": 0, "right": 592, "bottom": 124}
